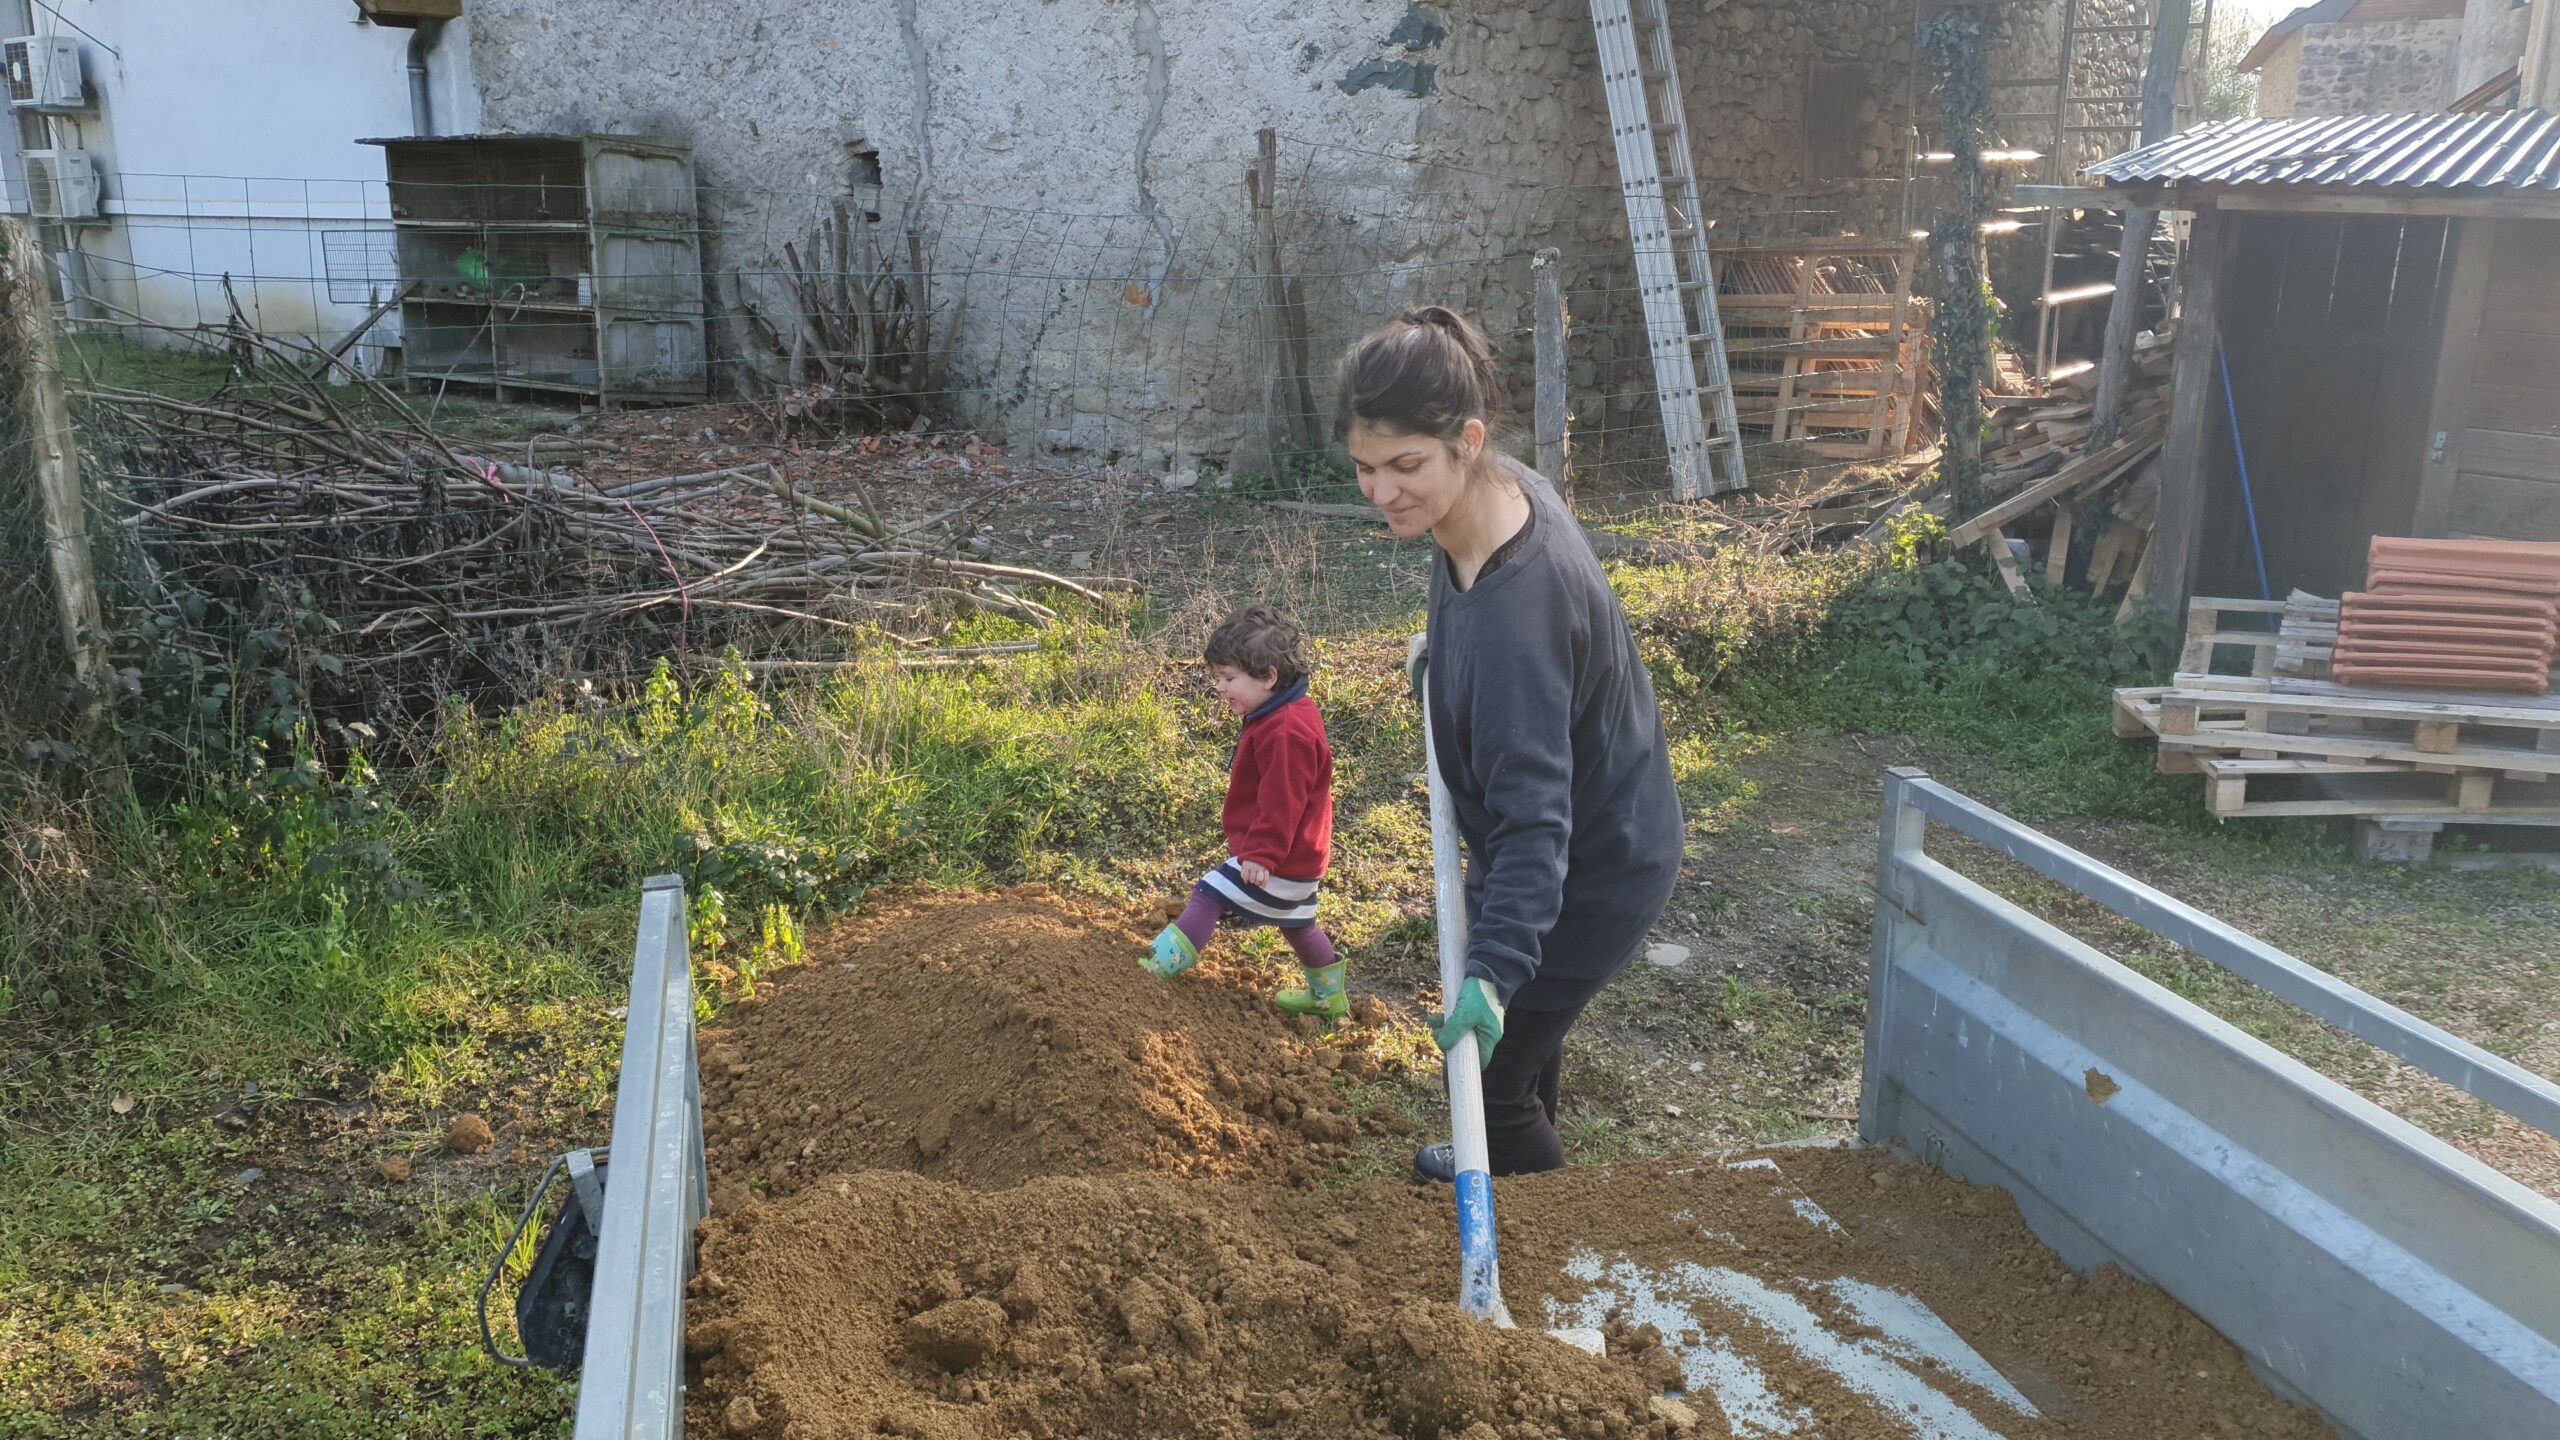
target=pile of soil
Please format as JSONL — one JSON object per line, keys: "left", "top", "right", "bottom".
{"left": 687, "top": 1171, "right": 1692, "bottom": 1440}
{"left": 687, "top": 890, "right": 2334, "bottom": 1440}
{"left": 698, "top": 888, "right": 1387, "bottom": 1203}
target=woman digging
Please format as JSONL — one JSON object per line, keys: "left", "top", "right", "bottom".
{"left": 1343, "top": 306, "right": 1684, "bottom": 1181}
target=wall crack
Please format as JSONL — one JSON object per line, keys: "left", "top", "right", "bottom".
{"left": 897, "top": 0, "right": 934, "bottom": 204}
{"left": 1132, "top": 0, "right": 1175, "bottom": 310}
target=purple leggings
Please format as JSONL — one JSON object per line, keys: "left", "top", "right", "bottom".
{"left": 1176, "top": 890, "right": 1336, "bottom": 967}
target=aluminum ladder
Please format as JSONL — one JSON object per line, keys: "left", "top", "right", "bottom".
{"left": 1589, "top": 0, "right": 1747, "bottom": 498}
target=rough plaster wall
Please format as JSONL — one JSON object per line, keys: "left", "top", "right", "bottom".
{"left": 462, "top": 0, "right": 1920, "bottom": 464}
{"left": 2456, "top": 0, "right": 2530, "bottom": 94}
{"left": 2294, "top": 18, "right": 2461, "bottom": 113}
{"left": 2257, "top": 35, "right": 2305, "bottom": 116}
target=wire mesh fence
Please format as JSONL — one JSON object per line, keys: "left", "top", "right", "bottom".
{"left": 43, "top": 149, "right": 1951, "bottom": 488}
{"left": 9, "top": 125, "right": 1971, "bottom": 794}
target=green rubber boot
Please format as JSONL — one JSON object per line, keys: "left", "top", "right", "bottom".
{"left": 1143, "top": 924, "right": 1201, "bottom": 978}
{"left": 1275, "top": 961, "right": 1350, "bottom": 1020}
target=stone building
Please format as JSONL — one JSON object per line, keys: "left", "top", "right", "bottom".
{"left": 0, "top": 0, "right": 2137, "bottom": 474}
{"left": 453, "top": 0, "right": 1962, "bottom": 468}
{"left": 2239, "top": 0, "right": 2469, "bottom": 118}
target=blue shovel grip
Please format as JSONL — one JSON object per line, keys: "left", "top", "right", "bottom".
{"left": 1454, "top": 1168, "right": 1503, "bottom": 1319}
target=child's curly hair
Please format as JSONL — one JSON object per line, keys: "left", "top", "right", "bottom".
{"left": 1204, "top": 605, "right": 1309, "bottom": 688}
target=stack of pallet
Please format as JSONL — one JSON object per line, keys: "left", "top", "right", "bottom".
{"left": 2112, "top": 594, "right": 2560, "bottom": 860}
{"left": 1714, "top": 240, "right": 1931, "bottom": 461}
{"left": 2333, "top": 538, "right": 2560, "bottom": 696}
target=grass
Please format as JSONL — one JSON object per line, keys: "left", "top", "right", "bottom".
{"left": 6, "top": 500, "right": 2557, "bottom": 1433}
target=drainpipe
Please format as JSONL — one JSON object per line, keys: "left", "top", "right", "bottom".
{"left": 406, "top": 18, "right": 447, "bottom": 136}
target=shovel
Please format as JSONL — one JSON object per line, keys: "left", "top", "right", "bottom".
{"left": 1413, "top": 634, "right": 1605, "bottom": 1355}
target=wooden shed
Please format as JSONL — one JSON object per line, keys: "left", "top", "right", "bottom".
{"left": 2046, "top": 110, "right": 2560, "bottom": 607}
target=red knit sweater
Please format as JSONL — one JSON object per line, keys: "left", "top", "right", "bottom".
{"left": 1224, "top": 691, "right": 1333, "bottom": 879}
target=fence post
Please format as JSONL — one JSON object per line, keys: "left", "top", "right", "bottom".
{"left": 1250, "top": 127, "right": 1319, "bottom": 488}
{"left": 1531, "top": 248, "right": 1569, "bottom": 489}
{"left": 0, "top": 216, "right": 107, "bottom": 710}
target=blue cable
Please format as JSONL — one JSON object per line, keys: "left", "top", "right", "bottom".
{"left": 2216, "top": 343, "right": 2274, "bottom": 606}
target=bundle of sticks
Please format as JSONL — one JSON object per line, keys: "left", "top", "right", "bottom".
{"left": 77, "top": 328, "right": 1132, "bottom": 749}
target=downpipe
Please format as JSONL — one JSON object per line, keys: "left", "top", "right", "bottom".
{"left": 406, "top": 18, "right": 447, "bottom": 136}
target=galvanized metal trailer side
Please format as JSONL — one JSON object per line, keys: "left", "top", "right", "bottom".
{"left": 575, "top": 874, "right": 707, "bottom": 1440}
{"left": 1865, "top": 768, "right": 2560, "bottom": 1440}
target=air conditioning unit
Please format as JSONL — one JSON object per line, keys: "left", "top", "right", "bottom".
{"left": 24, "top": 150, "right": 101, "bottom": 222}
{"left": 3, "top": 37, "right": 84, "bottom": 111}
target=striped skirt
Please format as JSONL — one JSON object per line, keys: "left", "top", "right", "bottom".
{"left": 1194, "top": 857, "right": 1321, "bottom": 929}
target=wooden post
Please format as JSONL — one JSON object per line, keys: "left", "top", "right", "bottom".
{"left": 1250, "top": 127, "right": 1319, "bottom": 483}
{"left": 1531, "top": 247, "right": 1569, "bottom": 488}
{"left": 0, "top": 216, "right": 107, "bottom": 707}
{"left": 1938, "top": 230, "right": 1984, "bottom": 516}
{"left": 2148, "top": 202, "right": 2229, "bottom": 617}
{"left": 2092, "top": 0, "right": 2193, "bottom": 443}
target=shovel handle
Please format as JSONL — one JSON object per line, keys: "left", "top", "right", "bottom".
{"left": 1417, "top": 634, "right": 1514, "bottom": 1326}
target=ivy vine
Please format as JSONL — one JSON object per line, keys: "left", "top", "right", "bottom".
{"left": 1918, "top": 12, "right": 2002, "bottom": 520}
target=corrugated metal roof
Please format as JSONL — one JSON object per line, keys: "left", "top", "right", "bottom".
{"left": 2084, "top": 110, "right": 2560, "bottom": 193}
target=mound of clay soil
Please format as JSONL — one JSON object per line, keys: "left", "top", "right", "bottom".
{"left": 688, "top": 891, "right": 2335, "bottom": 1440}
{"left": 698, "top": 887, "right": 1386, "bottom": 1201}
{"left": 687, "top": 1170, "right": 1702, "bottom": 1440}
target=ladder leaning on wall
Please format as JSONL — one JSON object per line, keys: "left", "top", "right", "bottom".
{"left": 1587, "top": 0, "right": 1749, "bottom": 499}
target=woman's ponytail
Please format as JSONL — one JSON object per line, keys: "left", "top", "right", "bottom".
{"left": 1334, "top": 306, "right": 1504, "bottom": 449}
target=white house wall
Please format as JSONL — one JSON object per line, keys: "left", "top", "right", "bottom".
{"left": 7, "top": 0, "right": 473, "bottom": 349}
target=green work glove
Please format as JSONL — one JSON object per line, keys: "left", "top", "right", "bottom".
{"left": 1405, "top": 633, "right": 1428, "bottom": 709}
{"left": 1431, "top": 976, "right": 1505, "bottom": 1069}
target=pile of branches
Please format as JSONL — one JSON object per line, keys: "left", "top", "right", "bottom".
{"left": 80, "top": 328, "right": 1131, "bottom": 761}
{"left": 718, "top": 200, "right": 932, "bottom": 436}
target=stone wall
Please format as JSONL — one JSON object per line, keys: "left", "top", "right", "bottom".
{"left": 2293, "top": 18, "right": 2461, "bottom": 114}
{"left": 460, "top": 0, "right": 1942, "bottom": 467}
{"left": 2256, "top": 33, "right": 2304, "bottom": 117}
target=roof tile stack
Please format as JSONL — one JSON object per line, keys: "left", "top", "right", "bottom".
{"left": 2333, "top": 538, "right": 2560, "bottom": 695}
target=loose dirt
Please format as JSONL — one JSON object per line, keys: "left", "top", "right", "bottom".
{"left": 687, "top": 890, "right": 2333, "bottom": 1440}
{"left": 698, "top": 888, "right": 1388, "bottom": 1202}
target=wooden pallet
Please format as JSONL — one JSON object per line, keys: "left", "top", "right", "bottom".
{"left": 2173, "top": 594, "right": 2339, "bottom": 682}
{"left": 2150, "top": 688, "right": 2560, "bottom": 775}
{"left": 2115, "top": 596, "right": 2560, "bottom": 841}
{"left": 2190, "top": 758, "right": 2560, "bottom": 823}
{"left": 1713, "top": 241, "right": 1927, "bottom": 459}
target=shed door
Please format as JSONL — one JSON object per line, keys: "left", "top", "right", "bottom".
{"left": 2423, "top": 219, "right": 2560, "bottom": 541}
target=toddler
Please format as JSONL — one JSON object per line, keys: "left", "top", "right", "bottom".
{"left": 1141, "top": 605, "right": 1345, "bottom": 1018}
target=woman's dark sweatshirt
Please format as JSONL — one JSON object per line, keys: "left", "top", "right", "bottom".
{"left": 1425, "top": 460, "right": 1684, "bottom": 1011}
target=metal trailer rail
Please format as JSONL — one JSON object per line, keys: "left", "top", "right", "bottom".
{"left": 575, "top": 874, "right": 707, "bottom": 1440}
{"left": 1864, "top": 768, "right": 2560, "bottom": 1440}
